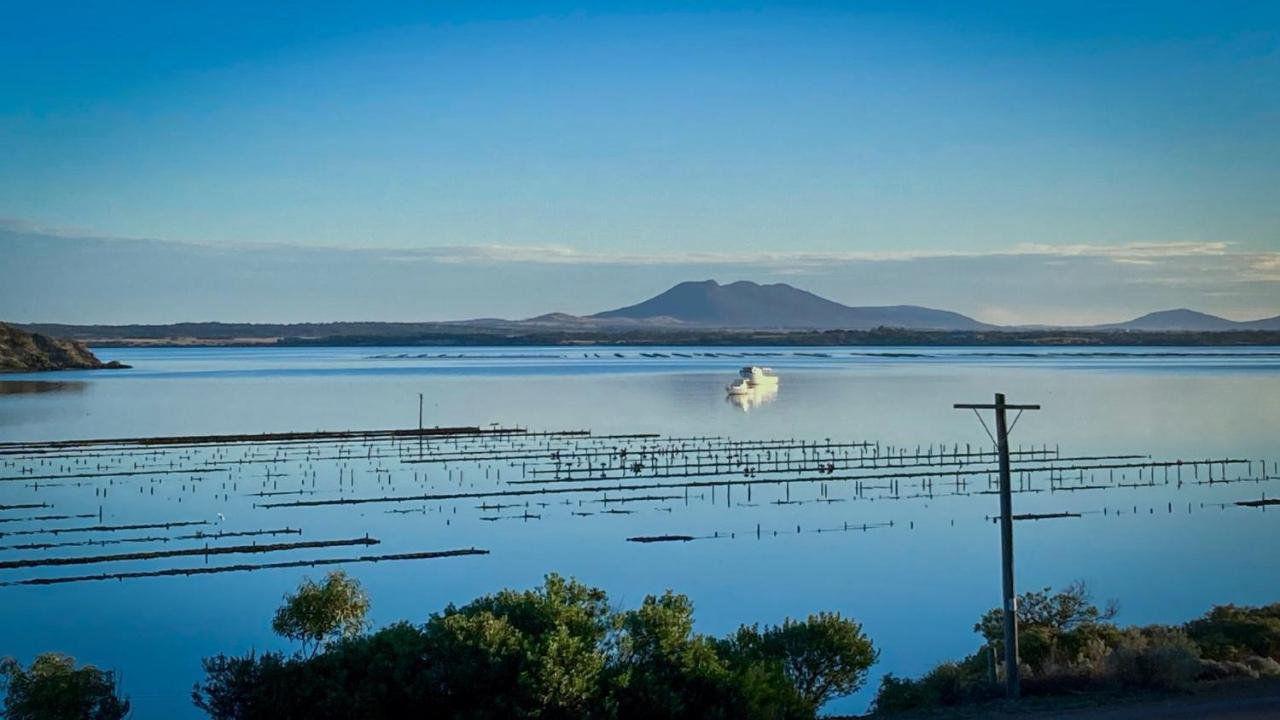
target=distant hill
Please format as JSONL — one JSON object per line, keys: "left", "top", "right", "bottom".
{"left": 592, "top": 280, "right": 992, "bottom": 330}
{"left": 1099, "top": 309, "right": 1280, "bottom": 332}
{"left": 1243, "top": 316, "right": 1280, "bottom": 331}
{"left": 0, "top": 323, "right": 128, "bottom": 372}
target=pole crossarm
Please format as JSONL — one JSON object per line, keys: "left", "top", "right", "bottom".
{"left": 953, "top": 403, "right": 1041, "bottom": 410}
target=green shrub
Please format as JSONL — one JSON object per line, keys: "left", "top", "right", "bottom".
{"left": 1016, "top": 625, "right": 1056, "bottom": 673}
{"left": 877, "top": 593, "right": 1280, "bottom": 715}
{"left": 871, "top": 672, "right": 930, "bottom": 714}
{"left": 1055, "top": 623, "right": 1123, "bottom": 670}
{"left": 976, "top": 581, "right": 1118, "bottom": 648}
{"left": 195, "top": 574, "right": 878, "bottom": 720}
{"left": 976, "top": 582, "right": 1121, "bottom": 676}
{"left": 725, "top": 612, "right": 879, "bottom": 714}
{"left": 1245, "top": 655, "right": 1280, "bottom": 677}
{"left": 1104, "top": 627, "right": 1201, "bottom": 691}
{"left": 1186, "top": 604, "right": 1280, "bottom": 662}
{"left": 421, "top": 574, "right": 613, "bottom": 718}
{"left": 870, "top": 653, "right": 999, "bottom": 714}
{"left": 1197, "top": 658, "right": 1258, "bottom": 681}
{"left": 0, "top": 653, "right": 131, "bottom": 720}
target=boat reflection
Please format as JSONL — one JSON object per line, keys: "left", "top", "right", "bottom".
{"left": 725, "top": 384, "right": 778, "bottom": 412}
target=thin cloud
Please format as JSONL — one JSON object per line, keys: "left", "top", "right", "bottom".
{"left": 0, "top": 217, "right": 1252, "bottom": 270}
{"left": 1008, "top": 242, "right": 1229, "bottom": 260}
{"left": 375, "top": 240, "right": 1246, "bottom": 268}
{"left": 1244, "top": 255, "right": 1280, "bottom": 282}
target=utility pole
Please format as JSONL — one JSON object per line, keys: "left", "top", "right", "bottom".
{"left": 418, "top": 393, "right": 424, "bottom": 459}
{"left": 954, "top": 393, "right": 1039, "bottom": 699}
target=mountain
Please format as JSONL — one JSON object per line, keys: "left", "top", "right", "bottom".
{"left": 592, "top": 280, "right": 992, "bottom": 330}
{"left": 1100, "top": 309, "right": 1280, "bottom": 332}
{"left": 0, "top": 323, "right": 129, "bottom": 372}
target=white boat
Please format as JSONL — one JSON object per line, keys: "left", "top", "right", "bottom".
{"left": 738, "top": 366, "right": 779, "bottom": 387}
{"left": 726, "top": 367, "right": 780, "bottom": 397}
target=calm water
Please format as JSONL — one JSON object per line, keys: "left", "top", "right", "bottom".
{"left": 1, "top": 346, "right": 1278, "bottom": 718}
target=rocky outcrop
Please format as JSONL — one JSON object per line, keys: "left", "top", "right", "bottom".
{"left": 0, "top": 323, "right": 129, "bottom": 372}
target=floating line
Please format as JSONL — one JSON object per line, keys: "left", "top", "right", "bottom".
{"left": 0, "top": 537, "right": 379, "bottom": 570}
{"left": 0, "top": 520, "right": 210, "bottom": 538}
{"left": 0, "top": 528, "right": 302, "bottom": 552}
{"left": 0, "top": 548, "right": 489, "bottom": 587}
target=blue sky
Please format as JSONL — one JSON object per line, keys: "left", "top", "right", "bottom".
{"left": 1, "top": 1, "right": 1277, "bottom": 323}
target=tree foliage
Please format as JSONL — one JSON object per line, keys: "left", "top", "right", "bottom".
{"left": 727, "top": 612, "right": 879, "bottom": 713}
{"left": 1185, "top": 603, "right": 1280, "bottom": 662}
{"left": 0, "top": 653, "right": 130, "bottom": 720}
{"left": 973, "top": 580, "right": 1121, "bottom": 674}
{"left": 975, "top": 580, "right": 1118, "bottom": 647}
{"left": 609, "top": 591, "right": 753, "bottom": 720}
{"left": 271, "top": 570, "right": 370, "bottom": 657}
{"left": 872, "top": 653, "right": 1001, "bottom": 714}
{"left": 195, "top": 574, "right": 878, "bottom": 720}
{"left": 419, "top": 574, "right": 613, "bottom": 718}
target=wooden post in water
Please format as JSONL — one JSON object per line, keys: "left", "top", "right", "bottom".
{"left": 955, "top": 393, "right": 1040, "bottom": 700}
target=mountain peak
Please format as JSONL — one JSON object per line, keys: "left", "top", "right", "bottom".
{"left": 1146, "top": 308, "right": 1209, "bottom": 317}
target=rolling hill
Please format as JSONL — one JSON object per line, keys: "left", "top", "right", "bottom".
{"left": 1100, "top": 309, "right": 1280, "bottom": 332}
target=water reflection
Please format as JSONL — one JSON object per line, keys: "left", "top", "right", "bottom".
{"left": 0, "top": 380, "right": 87, "bottom": 395}
{"left": 726, "top": 384, "right": 778, "bottom": 412}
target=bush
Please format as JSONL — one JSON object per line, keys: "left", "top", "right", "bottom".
{"left": 870, "top": 653, "right": 999, "bottom": 714}
{"left": 871, "top": 673, "right": 930, "bottom": 714}
{"left": 0, "top": 653, "right": 130, "bottom": 720}
{"left": 1104, "top": 627, "right": 1201, "bottom": 691}
{"left": 1020, "top": 669, "right": 1105, "bottom": 696}
{"left": 1245, "top": 655, "right": 1280, "bottom": 677}
{"left": 976, "top": 581, "right": 1117, "bottom": 648}
{"left": 195, "top": 574, "right": 879, "bottom": 720}
{"left": 1197, "top": 658, "right": 1259, "bottom": 681}
{"left": 420, "top": 574, "right": 613, "bottom": 718}
{"left": 726, "top": 611, "right": 879, "bottom": 714}
{"left": 195, "top": 623, "right": 441, "bottom": 719}
{"left": 1186, "top": 604, "right": 1280, "bottom": 662}
{"left": 610, "top": 591, "right": 761, "bottom": 720}
{"left": 1054, "top": 623, "right": 1123, "bottom": 670}
{"left": 874, "top": 588, "right": 1280, "bottom": 715}
{"left": 975, "top": 581, "right": 1120, "bottom": 676}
